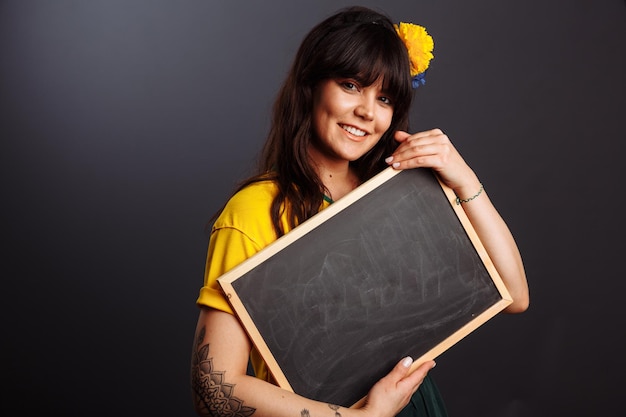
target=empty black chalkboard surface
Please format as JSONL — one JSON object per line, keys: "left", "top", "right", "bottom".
{"left": 218, "top": 167, "right": 512, "bottom": 407}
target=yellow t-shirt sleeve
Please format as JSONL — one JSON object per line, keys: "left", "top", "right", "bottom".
{"left": 196, "top": 225, "right": 263, "bottom": 314}
{"left": 194, "top": 180, "right": 329, "bottom": 383}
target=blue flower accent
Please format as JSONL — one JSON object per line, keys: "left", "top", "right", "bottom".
{"left": 412, "top": 71, "right": 427, "bottom": 89}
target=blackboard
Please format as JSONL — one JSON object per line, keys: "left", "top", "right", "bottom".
{"left": 218, "top": 167, "right": 512, "bottom": 407}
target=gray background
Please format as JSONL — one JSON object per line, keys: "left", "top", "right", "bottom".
{"left": 2, "top": 0, "right": 625, "bottom": 416}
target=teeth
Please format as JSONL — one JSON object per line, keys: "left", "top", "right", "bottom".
{"left": 341, "top": 125, "right": 366, "bottom": 137}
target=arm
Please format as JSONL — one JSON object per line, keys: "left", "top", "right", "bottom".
{"left": 191, "top": 306, "right": 436, "bottom": 417}
{"left": 387, "top": 129, "right": 529, "bottom": 313}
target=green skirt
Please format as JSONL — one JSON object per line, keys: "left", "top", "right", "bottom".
{"left": 396, "top": 374, "right": 448, "bottom": 417}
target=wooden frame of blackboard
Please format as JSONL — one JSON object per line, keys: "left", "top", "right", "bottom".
{"left": 218, "top": 167, "right": 512, "bottom": 407}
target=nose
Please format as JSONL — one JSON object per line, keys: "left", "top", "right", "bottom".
{"left": 354, "top": 94, "right": 375, "bottom": 121}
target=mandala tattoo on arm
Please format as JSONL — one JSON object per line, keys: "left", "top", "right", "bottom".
{"left": 191, "top": 326, "right": 256, "bottom": 417}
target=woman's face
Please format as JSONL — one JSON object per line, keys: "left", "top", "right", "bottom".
{"left": 310, "top": 77, "right": 394, "bottom": 164}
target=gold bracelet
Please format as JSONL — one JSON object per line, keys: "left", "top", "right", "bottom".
{"left": 455, "top": 183, "right": 484, "bottom": 205}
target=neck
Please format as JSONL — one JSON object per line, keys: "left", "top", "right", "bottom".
{"left": 308, "top": 146, "right": 360, "bottom": 201}
{"left": 317, "top": 162, "right": 359, "bottom": 202}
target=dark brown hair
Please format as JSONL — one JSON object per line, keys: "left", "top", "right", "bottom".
{"left": 219, "top": 6, "right": 413, "bottom": 236}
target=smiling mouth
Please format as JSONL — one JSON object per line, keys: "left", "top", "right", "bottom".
{"left": 340, "top": 124, "right": 367, "bottom": 137}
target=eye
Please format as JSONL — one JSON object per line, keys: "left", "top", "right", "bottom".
{"left": 340, "top": 80, "right": 359, "bottom": 91}
{"left": 379, "top": 95, "right": 393, "bottom": 106}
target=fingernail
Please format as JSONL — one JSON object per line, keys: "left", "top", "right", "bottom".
{"left": 431, "top": 361, "right": 436, "bottom": 369}
{"left": 385, "top": 156, "right": 394, "bottom": 163}
{"left": 402, "top": 357, "right": 413, "bottom": 368}
{"left": 392, "top": 162, "right": 400, "bottom": 168}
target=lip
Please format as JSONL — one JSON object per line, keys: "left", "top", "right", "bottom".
{"left": 339, "top": 123, "right": 369, "bottom": 139}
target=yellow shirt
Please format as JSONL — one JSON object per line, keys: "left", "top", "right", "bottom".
{"left": 196, "top": 180, "right": 330, "bottom": 381}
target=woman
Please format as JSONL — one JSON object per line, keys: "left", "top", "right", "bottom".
{"left": 191, "top": 6, "right": 529, "bottom": 417}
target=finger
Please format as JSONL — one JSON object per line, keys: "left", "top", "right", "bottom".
{"left": 384, "top": 356, "right": 414, "bottom": 383}
{"left": 392, "top": 131, "right": 448, "bottom": 160}
{"left": 390, "top": 357, "right": 435, "bottom": 380}
{"left": 398, "top": 360, "right": 436, "bottom": 391}
{"left": 394, "top": 128, "right": 443, "bottom": 144}
{"left": 408, "top": 360, "right": 436, "bottom": 382}
{"left": 394, "top": 130, "right": 412, "bottom": 143}
{"left": 387, "top": 143, "right": 449, "bottom": 170}
{"left": 387, "top": 129, "right": 450, "bottom": 169}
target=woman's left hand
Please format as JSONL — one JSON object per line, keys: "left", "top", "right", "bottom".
{"left": 385, "top": 129, "right": 478, "bottom": 194}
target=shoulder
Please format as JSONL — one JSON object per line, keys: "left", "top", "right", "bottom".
{"left": 227, "top": 180, "right": 277, "bottom": 209}
{"left": 213, "top": 180, "right": 279, "bottom": 243}
{"left": 218, "top": 180, "right": 277, "bottom": 223}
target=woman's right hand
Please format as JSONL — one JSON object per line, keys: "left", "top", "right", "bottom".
{"left": 357, "top": 357, "right": 436, "bottom": 417}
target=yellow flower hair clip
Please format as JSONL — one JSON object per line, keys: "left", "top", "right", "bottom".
{"left": 394, "top": 22, "right": 434, "bottom": 88}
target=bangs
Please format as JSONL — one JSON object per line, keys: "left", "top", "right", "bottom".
{"left": 307, "top": 22, "right": 412, "bottom": 109}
